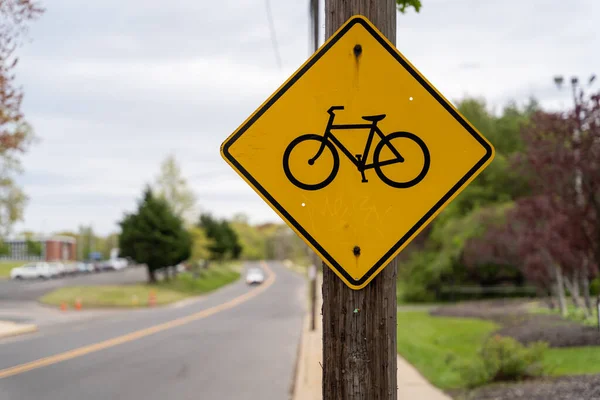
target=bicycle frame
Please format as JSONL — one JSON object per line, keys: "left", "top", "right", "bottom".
{"left": 309, "top": 109, "right": 405, "bottom": 174}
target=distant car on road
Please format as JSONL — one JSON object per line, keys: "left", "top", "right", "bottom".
{"left": 97, "top": 258, "right": 128, "bottom": 271}
{"left": 10, "top": 262, "right": 58, "bottom": 280}
{"left": 246, "top": 268, "right": 265, "bottom": 285}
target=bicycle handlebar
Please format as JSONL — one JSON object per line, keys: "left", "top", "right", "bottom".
{"left": 327, "top": 105, "right": 345, "bottom": 114}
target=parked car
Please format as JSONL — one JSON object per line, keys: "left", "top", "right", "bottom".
{"left": 245, "top": 268, "right": 265, "bottom": 285}
{"left": 59, "top": 262, "right": 79, "bottom": 276}
{"left": 10, "top": 262, "right": 58, "bottom": 280}
{"left": 76, "top": 262, "right": 94, "bottom": 273}
{"left": 47, "top": 262, "right": 66, "bottom": 277}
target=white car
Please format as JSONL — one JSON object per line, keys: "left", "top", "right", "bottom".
{"left": 246, "top": 268, "right": 265, "bottom": 285}
{"left": 76, "top": 262, "right": 94, "bottom": 273}
{"left": 48, "top": 262, "right": 68, "bottom": 277}
{"left": 101, "top": 258, "right": 128, "bottom": 271}
{"left": 58, "top": 262, "right": 79, "bottom": 276}
{"left": 10, "top": 262, "right": 58, "bottom": 280}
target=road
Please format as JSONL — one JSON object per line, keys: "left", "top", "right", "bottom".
{"left": 0, "top": 261, "right": 306, "bottom": 400}
{"left": 0, "top": 266, "right": 148, "bottom": 301}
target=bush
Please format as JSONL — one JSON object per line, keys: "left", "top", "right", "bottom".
{"left": 591, "top": 278, "right": 600, "bottom": 296}
{"left": 458, "top": 335, "right": 548, "bottom": 387}
{"left": 397, "top": 250, "right": 441, "bottom": 302}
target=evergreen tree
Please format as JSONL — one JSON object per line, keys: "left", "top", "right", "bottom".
{"left": 119, "top": 187, "right": 191, "bottom": 283}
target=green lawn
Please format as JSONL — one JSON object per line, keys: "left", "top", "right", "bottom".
{"left": 397, "top": 311, "right": 498, "bottom": 389}
{"left": 397, "top": 311, "right": 600, "bottom": 390}
{"left": 545, "top": 347, "right": 600, "bottom": 376}
{"left": 40, "top": 265, "right": 240, "bottom": 308}
{"left": 0, "top": 261, "right": 24, "bottom": 278}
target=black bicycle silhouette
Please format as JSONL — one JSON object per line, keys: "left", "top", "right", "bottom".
{"left": 282, "top": 106, "right": 430, "bottom": 190}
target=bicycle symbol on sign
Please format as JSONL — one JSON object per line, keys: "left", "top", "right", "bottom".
{"left": 282, "top": 106, "right": 431, "bottom": 191}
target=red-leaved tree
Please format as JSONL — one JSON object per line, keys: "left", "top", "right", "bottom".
{"left": 518, "top": 91, "right": 600, "bottom": 315}
{"left": 464, "top": 91, "right": 600, "bottom": 316}
{"left": 0, "top": 1, "right": 44, "bottom": 235}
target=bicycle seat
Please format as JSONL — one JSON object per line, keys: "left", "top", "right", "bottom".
{"left": 361, "top": 114, "right": 386, "bottom": 122}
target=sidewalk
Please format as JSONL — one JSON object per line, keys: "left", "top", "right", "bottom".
{"left": 0, "top": 320, "right": 37, "bottom": 340}
{"left": 293, "top": 281, "right": 450, "bottom": 400}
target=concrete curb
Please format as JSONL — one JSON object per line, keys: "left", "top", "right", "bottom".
{"left": 0, "top": 321, "right": 38, "bottom": 340}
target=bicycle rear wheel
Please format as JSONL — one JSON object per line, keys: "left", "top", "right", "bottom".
{"left": 373, "top": 131, "right": 430, "bottom": 189}
{"left": 283, "top": 134, "right": 339, "bottom": 191}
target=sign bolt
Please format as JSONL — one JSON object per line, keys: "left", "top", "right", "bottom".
{"left": 353, "top": 246, "right": 361, "bottom": 256}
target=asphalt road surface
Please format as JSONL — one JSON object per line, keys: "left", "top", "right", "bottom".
{"left": 0, "top": 261, "right": 306, "bottom": 400}
{"left": 0, "top": 265, "right": 148, "bottom": 301}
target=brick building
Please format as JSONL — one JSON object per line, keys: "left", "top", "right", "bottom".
{"left": 1, "top": 236, "right": 76, "bottom": 262}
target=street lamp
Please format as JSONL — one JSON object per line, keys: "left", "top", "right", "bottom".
{"left": 554, "top": 73, "right": 596, "bottom": 107}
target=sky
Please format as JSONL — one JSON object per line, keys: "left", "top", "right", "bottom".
{"left": 11, "top": 0, "right": 600, "bottom": 236}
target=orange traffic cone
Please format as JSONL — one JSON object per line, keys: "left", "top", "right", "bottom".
{"left": 60, "top": 302, "right": 68, "bottom": 311}
{"left": 148, "top": 290, "right": 156, "bottom": 307}
{"left": 75, "top": 298, "right": 82, "bottom": 311}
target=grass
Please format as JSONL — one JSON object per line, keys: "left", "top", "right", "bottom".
{"left": 40, "top": 264, "right": 240, "bottom": 308}
{"left": 545, "top": 346, "right": 600, "bottom": 376}
{"left": 397, "top": 311, "right": 498, "bottom": 389}
{"left": 0, "top": 261, "right": 24, "bottom": 278}
{"left": 397, "top": 310, "right": 600, "bottom": 390}
{"left": 40, "top": 285, "right": 186, "bottom": 308}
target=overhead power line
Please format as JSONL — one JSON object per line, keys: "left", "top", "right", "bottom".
{"left": 310, "top": 0, "right": 319, "bottom": 53}
{"left": 265, "top": 0, "right": 283, "bottom": 70}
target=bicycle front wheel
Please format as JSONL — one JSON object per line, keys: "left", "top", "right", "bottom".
{"left": 283, "top": 134, "right": 339, "bottom": 191}
{"left": 373, "top": 131, "right": 430, "bottom": 189}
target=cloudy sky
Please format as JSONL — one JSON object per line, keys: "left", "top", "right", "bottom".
{"left": 12, "top": 0, "right": 600, "bottom": 235}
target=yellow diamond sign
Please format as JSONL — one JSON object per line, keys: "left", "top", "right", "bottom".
{"left": 220, "top": 15, "right": 495, "bottom": 289}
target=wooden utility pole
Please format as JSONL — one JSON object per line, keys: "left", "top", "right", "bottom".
{"left": 322, "top": 2, "right": 398, "bottom": 399}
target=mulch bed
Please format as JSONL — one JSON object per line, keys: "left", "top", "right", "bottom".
{"left": 454, "top": 375, "right": 600, "bottom": 400}
{"left": 430, "top": 299, "right": 600, "bottom": 347}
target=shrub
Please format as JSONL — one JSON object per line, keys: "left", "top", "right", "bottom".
{"left": 591, "top": 278, "right": 600, "bottom": 296}
{"left": 458, "top": 335, "right": 548, "bottom": 387}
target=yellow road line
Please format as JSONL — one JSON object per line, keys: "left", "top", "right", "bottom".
{"left": 0, "top": 261, "right": 275, "bottom": 380}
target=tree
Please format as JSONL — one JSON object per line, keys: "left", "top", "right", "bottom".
{"left": 100, "top": 232, "right": 119, "bottom": 259}
{"left": 514, "top": 92, "right": 600, "bottom": 314}
{"left": 154, "top": 154, "right": 197, "bottom": 223}
{"left": 230, "top": 214, "right": 268, "bottom": 260}
{"left": 25, "top": 238, "right": 41, "bottom": 256}
{"left": 395, "top": 0, "right": 422, "bottom": 13}
{"left": 188, "top": 226, "right": 212, "bottom": 265}
{"left": 119, "top": 187, "right": 192, "bottom": 283}
{"left": 77, "top": 225, "right": 95, "bottom": 260}
{"left": 464, "top": 197, "right": 571, "bottom": 315}
{"left": 397, "top": 97, "right": 538, "bottom": 302}
{"left": 198, "top": 213, "right": 241, "bottom": 260}
{"left": 466, "top": 92, "right": 600, "bottom": 315}
{"left": 0, "top": 1, "right": 44, "bottom": 236}
{"left": 0, "top": 240, "right": 9, "bottom": 256}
